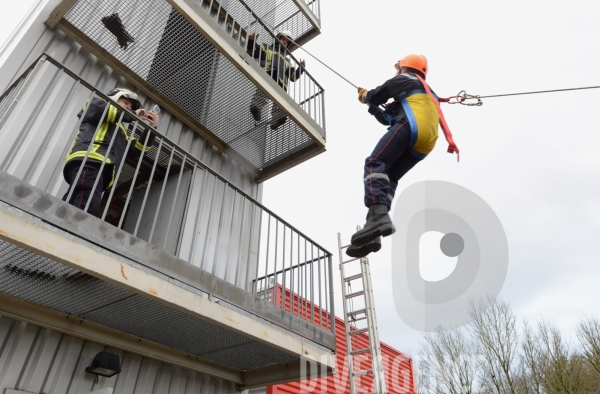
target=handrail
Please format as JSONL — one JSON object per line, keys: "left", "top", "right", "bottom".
{"left": 31, "top": 53, "right": 331, "bottom": 256}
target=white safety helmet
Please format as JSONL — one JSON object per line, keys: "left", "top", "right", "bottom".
{"left": 276, "top": 30, "right": 293, "bottom": 41}
{"left": 107, "top": 88, "right": 141, "bottom": 110}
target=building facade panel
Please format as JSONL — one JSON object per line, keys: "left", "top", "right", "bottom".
{"left": 0, "top": 315, "right": 239, "bottom": 394}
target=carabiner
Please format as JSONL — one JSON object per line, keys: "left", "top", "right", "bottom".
{"left": 457, "top": 90, "right": 483, "bottom": 106}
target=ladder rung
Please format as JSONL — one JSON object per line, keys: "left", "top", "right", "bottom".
{"left": 350, "top": 316, "right": 367, "bottom": 323}
{"left": 344, "top": 273, "right": 363, "bottom": 282}
{"left": 342, "top": 257, "right": 360, "bottom": 265}
{"left": 350, "top": 348, "right": 371, "bottom": 355}
{"left": 349, "top": 328, "right": 368, "bottom": 335}
{"left": 345, "top": 291, "right": 365, "bottom": 299}
{"left": 353, "top": 369, "right": 373, "bottom": 376}
{"left": 347, "top": 308, "right": 366, "bottom": 316}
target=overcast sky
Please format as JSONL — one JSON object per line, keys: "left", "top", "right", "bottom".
{"left": 1, "top": 0, "right": 600, "bottom": 357}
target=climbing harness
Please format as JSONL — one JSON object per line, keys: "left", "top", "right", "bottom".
{"left": 415, "top": 74, "right": 460, "bottom": 161}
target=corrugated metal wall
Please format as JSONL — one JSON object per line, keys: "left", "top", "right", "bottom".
{"left": 0, "top": 314, "right": 239, "bottom": 394}
{"left": 268, "top": 316, "right": 415, "bottom": 394}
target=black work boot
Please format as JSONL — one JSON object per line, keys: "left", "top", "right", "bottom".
{"left": 270, "top": 115, "right": 287, "bottom": 130}
{"left": 346, "top": 237, "right": 381, "bottom": 258}
{"left": 250, "top": 106, "right": 261, "bottom": 122}
{"left": 351, "top": 204, "right": 395, "bottom": 246}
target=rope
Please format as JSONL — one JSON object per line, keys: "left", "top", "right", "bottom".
{"left": 250, "top": 14, "right": 600, "bottom": 102}
{"left": 478, "top": 85, "right": 600, "bottom": 99}
{"left": 251, "top": 15, "right": 359, "bottom": 89}
{"left": 447, "top": 86, "right": 600, "bottom": 106}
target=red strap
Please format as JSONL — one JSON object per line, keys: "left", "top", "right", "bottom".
{"left": 414, "top": 74, "right": 460, "bottom": 162}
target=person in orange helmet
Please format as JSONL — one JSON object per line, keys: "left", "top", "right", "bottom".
{"left": 346, "top": 55, "right": 458, "bottom": 258}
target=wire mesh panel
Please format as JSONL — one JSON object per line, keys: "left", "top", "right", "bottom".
{"left": 0, "top": 240, "right": 301, "bottom": 371}
{"left": 62, "top": 0, "right": 324, "bottom": 171}
{"left": 242, "top": 0, "right": 320, "bottom": 41}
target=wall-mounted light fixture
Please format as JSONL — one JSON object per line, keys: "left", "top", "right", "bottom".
{"left": 85, "top": 351, "right": 121, "bottom": 382}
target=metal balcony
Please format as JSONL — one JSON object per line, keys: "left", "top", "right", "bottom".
{"left": 46, "top": 0, "right": 325, "bottom": 181}
{"left": 241, "top": 0, "right": 321, "bottom": 48}
{"left": 0, "top": 55, "right": 335, "bottom": 387}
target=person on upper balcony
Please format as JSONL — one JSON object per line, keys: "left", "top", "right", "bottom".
{"left": 246, "top": 30, "right": 306, "bottom": 130}
{"left": 62, "top": 88, "right": 159, "bottom": 217}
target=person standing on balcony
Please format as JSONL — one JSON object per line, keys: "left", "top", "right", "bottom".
{"left": 246, "top": 30, "right": 306, "bottom": 130}
{"left": 346, "top": 55, "right": 459, "bottom": 258}
{"left": 62, "top": 88, "right": 159, "bottom": 217}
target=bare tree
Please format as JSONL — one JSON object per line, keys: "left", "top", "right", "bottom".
{"left": 523, "top": 320, "right": 597, "bottom": 394}
{"left": 416, "top": 298, "right": 600, "bottom": 393}
{"left": 518, "top": 321, "right": 544, "bottom": 394}
{"left": 419, "top": 326, "right": 480, "bottom": 394}
{"left": 468, "top": 296, "right": 519, "bottom": 394}
{"left": 577, "top": 316, "right": 600, "bottom": 376}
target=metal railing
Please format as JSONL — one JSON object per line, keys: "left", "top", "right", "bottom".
{"left": 253, "top": 214, "right": 333, "bottom": 331}
{"left": 194, "top": 0, "right": 326, "bottom": 129}
{"left": 240, "top": 0, "right": 321, "bottom": 40}
{"left": 0, "top": 54, "right": 335, "bottom": 334}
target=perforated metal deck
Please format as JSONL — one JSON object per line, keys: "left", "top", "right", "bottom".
{"left": 0, "top": 238, "right": 300, "bottom": 371}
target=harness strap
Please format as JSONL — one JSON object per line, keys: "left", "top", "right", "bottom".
{"left": 414, "top": 74, "right": 460, "bottom": 162}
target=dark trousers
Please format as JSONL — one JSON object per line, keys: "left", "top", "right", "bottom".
{"left": 364, "top": 120, "right": 423, "bottom": 210}
{"left": 62, "top": 161, "right": 112, "bottom": 217}
{"left": 249, "top": 88, "right": 287, "bottom": 130}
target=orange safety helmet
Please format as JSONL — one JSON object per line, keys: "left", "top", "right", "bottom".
{"left": 397, "top": 54, "right": 428, "bottom": 77}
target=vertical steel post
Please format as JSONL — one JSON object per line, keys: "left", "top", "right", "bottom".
{"left": 134, "top": 139, "right": 164, "bottom": 236}
{"left": 263, "top": 213, "right": 271, "bottom": 301}
{"left": 211, "top": 181, "right": 230, "bottom": 276}
{"left": 249, "top": 205, "right": 263, "bottom": 294}
{"left": 328, "top": 253, "right": 335, "bottom": 334}
{"left": 310, "top": 242, "right": 315, "bottom": 324}
{"left": 234, "top": 197, "right": 248, "bottom": 287}
{"left": 101, "top": 119, "right": 141, "bottom": 220}
{"left": 200, "top": 173, "right": 221, "bottom": 271}
{"left": 149, "top": 145, "right": 176, "bottom": 243}
{"left": 64, "top": 100, "right": 109, "bottom": 205}
{"left": 273, "top": 219, "right": 279, "bottom": 305}
{"left": 281, "top": 225, "right": 287, "bottom": 311}
{"left": 117, "top": 130, "right": 152, "bottom": 229}
{"left": 317, "top": 247, "right": 322, "bottom": 328}
{"left": 224, "top": 188, "right": 239, "bottom": 281}
{"left": 163, "top": 155, "right": 187, "bottom": 251}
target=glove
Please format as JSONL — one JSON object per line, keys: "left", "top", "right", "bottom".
{"left": 357, "top": 87, "right": 368, "bottom": 104}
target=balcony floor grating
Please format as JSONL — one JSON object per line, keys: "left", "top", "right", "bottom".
{"left": 0, "top": 239, "right": 299, "bottom": 371}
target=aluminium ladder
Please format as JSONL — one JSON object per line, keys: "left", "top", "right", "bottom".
{"left": 337, "top": 229, "right": 387, "bottom": 394}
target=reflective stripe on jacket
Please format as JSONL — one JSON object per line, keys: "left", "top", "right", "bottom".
{"left": 246, "top": 40, "right": 303, "bottom": 91}
{"left": 365, "top": 73, "right": 439, "bottom": 158}
{"left": 65, "top": 97, "right": 153, "bottom": 188}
